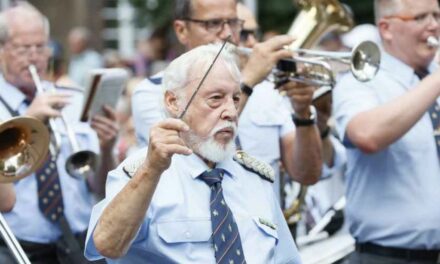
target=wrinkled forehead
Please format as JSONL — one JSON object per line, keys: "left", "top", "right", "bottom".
{"left": 191, "top": 0, "right": 237, "bottom": 19}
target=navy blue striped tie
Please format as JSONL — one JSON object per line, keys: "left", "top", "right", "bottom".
{"left": 35, "top": 153, "right": 64, "bottom": 222}
{"left": 199, "top": 168, "right": 246, "bottom": 264}
{"left": 415, "top": 69, "right": 440, "bottom": 159}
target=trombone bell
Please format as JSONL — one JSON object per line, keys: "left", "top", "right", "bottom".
{"left": 0, "top": 117, "right": 50, "bottom": 183}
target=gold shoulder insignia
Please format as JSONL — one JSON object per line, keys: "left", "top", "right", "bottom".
{"left": 233, "top": 150, "right": 275, "bottom": 183}
{"left": 122, "top": 153, "right": 147, "bottom": 178}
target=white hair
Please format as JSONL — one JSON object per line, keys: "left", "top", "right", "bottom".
{"left": 0, "top": 1, "right": 49, "bottom": 45}
{"left": 374, "top": 0, "right": 405, "bottom": 24}
{"left": 161, "top": 43, "right": 240, "bottom": 116}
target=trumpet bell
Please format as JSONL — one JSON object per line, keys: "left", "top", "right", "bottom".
{"left": 351, "top": 40, "right": 381, "bottom": 82}
{"left": 0, "top": 117, "right": 50, "bottom": 183}
{"left": 65, "top": 150, "right": 98, "bottom": 179}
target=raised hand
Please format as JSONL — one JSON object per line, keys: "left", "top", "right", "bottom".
{"left": 146, "top": 118, "right": 192, "bottom": 177}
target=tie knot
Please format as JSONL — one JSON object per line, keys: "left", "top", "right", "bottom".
{"left": 199, "top": 168, "right": 225, "bottom": 186}
{"left": 415, "top": 69, "right": 429, "bottom": 80}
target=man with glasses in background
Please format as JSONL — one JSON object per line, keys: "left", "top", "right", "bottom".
{"left": 333, "top": 0, "right": 440, "bottom": 263}
{"left": 0, "top": 3, "right": 118, "bottom": 263}
{"left": 132, "top": 0, "right": 323, "bottom": 204}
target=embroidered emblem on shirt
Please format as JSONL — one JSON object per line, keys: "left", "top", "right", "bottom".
{"left": 122, "top": 152, "right": 147, "bottom": 178}
{"left": 259, "top": 217, "right": 277, "bottom": 230}
{"left": 233, "top": 150, "right": 274, "bottom": 182}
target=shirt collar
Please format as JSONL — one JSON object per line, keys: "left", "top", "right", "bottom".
{"left": 185, "top": 153, "right": 239, "bottom": 181}
{"left": 381, "top": 50, "right": 438, "bottom": 85}
{"left": 0, "top": 74, "right": 27, "bottom": 112}
{"left": 381, "top": 51, "right": 417, "bottom": 86}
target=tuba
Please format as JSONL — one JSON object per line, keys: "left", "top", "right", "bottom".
{"left": 282, "top": 0, "right": 354, "bottom": 228}
{"left": 0, "top": 116, "right": 50, "bottom": 264}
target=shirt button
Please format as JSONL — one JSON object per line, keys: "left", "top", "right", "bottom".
{"left": 184, "top": 231, "right": 191, "bottom": 238}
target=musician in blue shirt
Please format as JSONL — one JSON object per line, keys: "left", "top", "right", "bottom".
{"left": 0, "top": 3, "right": 118, "bottom": 263}
{"left": 333, "top": 0, "right": 440, "bottom": 263}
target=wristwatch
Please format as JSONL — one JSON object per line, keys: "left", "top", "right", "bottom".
{"left": 292, "top": 106, "right": 317, "bottom": 127}
{"left": 240, "top": 82, "right": 253, "bottom": 96}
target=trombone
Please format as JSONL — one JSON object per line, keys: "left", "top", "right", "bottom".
{"left": 0, "top": 116, "right": 50, "bottom": 264}
{"left": 236, "top": 40, "right": 381, "bottom": 87}
{"left": 28, "top": 65, "right": 98, "bottom": 179}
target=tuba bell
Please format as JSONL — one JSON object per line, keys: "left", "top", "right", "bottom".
{"left": 0, "top": 116, "right": 50, "bottom": 264}
{"left": 282, "top": 0, "right": 354, "bottom": 229}
{"left": 0, "top": 117, "right": 50, "bottom": 183}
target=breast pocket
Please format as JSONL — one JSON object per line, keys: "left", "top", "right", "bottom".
{"left": 252, "top": 217, "right": 279, "bottom": 242}
{"left": 157, "top": 219, "right": 212, "bottom": 243}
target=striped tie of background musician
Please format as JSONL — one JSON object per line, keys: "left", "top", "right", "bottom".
{"left": 36, "top": 153, "right": 65, "bottom": 222}
{"left": 415, "top": 69, "right": 440, "bottom": 160}
{"left": 199, "top": 168, "right": 246, "bottom": 264}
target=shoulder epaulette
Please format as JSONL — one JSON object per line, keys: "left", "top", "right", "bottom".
{"left": 122, "top": 152, "right": 147, "bottom": 178}
{"left": 233, "top": 150, "right": 274, "bottom": 183}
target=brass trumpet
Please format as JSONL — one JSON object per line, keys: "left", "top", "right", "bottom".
{"left": 28, "top": 65, "right": 98, "bottom": 179}
{"left": 236, "top": 40, "right": 381, "bottom": 87}
{"left": 0, "top": 116, "right": 50, "bottom": 264}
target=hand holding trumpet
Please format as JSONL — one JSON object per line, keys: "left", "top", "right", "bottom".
{"left": 241, "top": 35, "right": 295, "bottom": 87}
{"left": 25, "top": 92, "right": 71, "bottom": 122}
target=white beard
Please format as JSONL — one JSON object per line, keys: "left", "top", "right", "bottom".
{"left": 185, "top": 122, "right": 237, "bottom": 163}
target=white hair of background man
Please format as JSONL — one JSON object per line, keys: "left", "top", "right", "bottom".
{"left": 374, "top": 0, "right": 404, "bottom": 24}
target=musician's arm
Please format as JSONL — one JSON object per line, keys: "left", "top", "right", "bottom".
{"left": 0, "top": 184, "right": 15, "bottom": 212}
{"left": 345, "top": 74, "right": 440, "bottom": 153}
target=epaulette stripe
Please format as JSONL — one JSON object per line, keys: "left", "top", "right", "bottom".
{"left": 233, "top": 151, "right": 275, "bottom": 183}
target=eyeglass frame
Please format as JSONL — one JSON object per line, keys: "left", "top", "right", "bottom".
{"left": 240, "top": 28, "right": 261, "bottom": 42}
{"left": 182, "top": 18, "right": 245, "bottom": 34}
{"left": 384, "top": 11, "right": 440, "bottom": 25}
{"left": 4, "top": 40, "right": 49, "bottom": 57}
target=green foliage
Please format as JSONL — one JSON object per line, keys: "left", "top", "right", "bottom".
{"left": 128, "top": 0, "right": 175, "bottom": 28}
{"left": 127, "top": 0, "right": 375, "bottom": 34}
{"left": 257, "top": 0, "right": 375, "bottom": 34}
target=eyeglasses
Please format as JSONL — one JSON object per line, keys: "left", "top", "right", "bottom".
{"left": 183, "top": 18, "right": 244, "bottom": 34}
{"left": 240, "top": 29, "right": 260, "bottom": 42}
{"left": 385, "top": 11, "right": 440, "bottom": 25}
{"left": 5, "top": 41, "right": 49, "bottom": 57}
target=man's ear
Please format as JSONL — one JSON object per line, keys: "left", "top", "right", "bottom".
{"left": 164, "top": 90, "right": 180, "bottom": 117}
{"left": 174, "top": 20, "right": 189, "bottom": 46}
{"left": 377, "top": 19, "right": 392, "bottom": 42}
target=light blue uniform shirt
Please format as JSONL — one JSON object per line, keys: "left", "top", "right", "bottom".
{"left": 0, "top": 76, "right": 100, "bottom": 243}
{"left": 333, "top": 51, "right": 440, "bottom": 249}
{"left": 85, "top": 149, "right": 301, "bottom": 263}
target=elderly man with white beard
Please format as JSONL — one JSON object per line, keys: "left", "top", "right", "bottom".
{"left": 83, "top": 44, "right": 302, "bottom": 264}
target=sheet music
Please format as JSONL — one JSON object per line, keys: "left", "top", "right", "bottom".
{"left": 80, "top": 68, "right": 129, "bottom": 121}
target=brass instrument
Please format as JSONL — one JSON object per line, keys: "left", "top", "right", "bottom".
{"left": 282, "top": 0, "right": 354, "bottom": 228}
{"left": 0, "top": 116, "right": 50, "bottom": 264}
{"left": 287, "top": 0, "right": 354, "bottom": 49}
{"left": 28, "top": 65, "right": 98, "bottom": 179}
{"left": 237, "top": 40, "right": 381, "bottom": 87}
{"left": 0, "top": 117, "right": 49, "bottom": 183}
